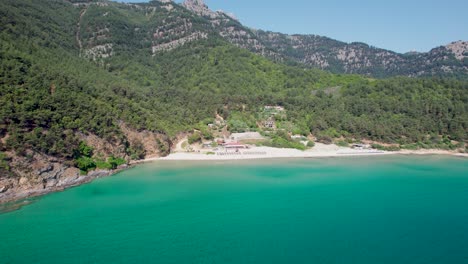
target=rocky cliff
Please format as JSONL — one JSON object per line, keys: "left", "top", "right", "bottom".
{"left": 72, "top": 0, "right": 467, "bottom": 77}
{"left": 0, "top": 125, "right": 171, "bottom": 204}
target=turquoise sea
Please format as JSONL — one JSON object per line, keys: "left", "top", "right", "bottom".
{"left": 1, "top": 156, "right": 468, "bottom": 263}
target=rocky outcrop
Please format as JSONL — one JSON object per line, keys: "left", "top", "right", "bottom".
{"left": 182, "top": 0, "right": 219, "bottom": 19}
{"left": 120, "top": 123, "right": 171, "bottom": 158}
{"left": 178, "top": 0, "right": 467, "bottom": 76}
{"left": 0, "top": 123, "right": 170, "bottom": 204}
{"left": 0, "top": 151, "right": 82, "bottom": 203}
{"left": 84, "top": 43, "right": 114, "bottom": 61}
{"left": 80, "top": 132, "right": 127, "bottom": 158}
{"left": 445, "top": 41, "right": 468, "bottom": 61}
{"left": 152, "top": 32, "right": 208, "bottom": 53}
{"left": 254, "top": 30, "right": 468, "bottom": 76}
{"left": 0, "top": 150, "right": 122, "bottom": 204}
{"left": 74, "top": 0, "right": 466, "bottom": 77}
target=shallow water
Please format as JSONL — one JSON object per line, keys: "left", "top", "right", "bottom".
{"left": 1, "top": 156, "right": 468, "bottom": 263}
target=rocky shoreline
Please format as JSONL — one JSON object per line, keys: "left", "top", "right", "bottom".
{"left": 1, "top": 146, "right": 466, "bottom": 207}
{"left": 0, "top": 125, "right": 172, "bottom": 206}
{"left": 0, "top": 165, "right": 130, "bottom": 206}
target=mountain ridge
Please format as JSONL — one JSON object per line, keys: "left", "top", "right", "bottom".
{"left": 154, "top": 0, "right": 468, "bottom": 77}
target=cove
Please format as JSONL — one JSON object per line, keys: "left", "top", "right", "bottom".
{"left": 1, "top": 156, "right": 468, "bottom": 264}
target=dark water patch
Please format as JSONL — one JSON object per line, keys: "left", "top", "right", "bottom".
{"left": 0, "top": 197, "right": 40, "bottom": 214}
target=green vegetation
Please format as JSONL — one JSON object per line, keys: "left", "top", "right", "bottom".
{"left": 0, "top": 152, "right": 10, "bottom": 171}
{"left": 228, "top": 112, "right": 258, "bottom": 133}
{"left": 259, "top": 131, "right": 307, "bottom": 151}
{"left": 0, "top": 0, "right": 466, "bottom": 177}
{"left": 74, "top": 142, "right": 126, "bottom": 172}
{"left": 399, "top": 135, "right": 462, "bottom": 151}
{"left": 74, "top": 142, "right": 96, "bottom": 173}
{"left": 188, "top": 132, "right": 202, "bottom": 145}
{"left": 336, "top": 140, "right": 350, "bottom": 147}
{"left": 256, "top": 30, "right": 468, "bottom": 78}
{"left": 371, "top": 144, "right": 401, "bottom": 152}
{"left": 126, "top": 141, "right": 146, "bottom": 161}
{"left": 95, "top": 156, "right": 126, "bottom": 170}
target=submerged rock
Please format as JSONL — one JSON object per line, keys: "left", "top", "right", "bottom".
{"left": 88, "top": 170, "right": 111, "bottom": 178}
{"left": 117, "top": 164, "right": 128, "bottom": 170}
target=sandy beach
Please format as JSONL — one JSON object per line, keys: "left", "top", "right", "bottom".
{"left": 132, "top": 143, "right": 468, "bottom": 163}
{"left": 135, "top": 143, "right": 387, "bottom": 163}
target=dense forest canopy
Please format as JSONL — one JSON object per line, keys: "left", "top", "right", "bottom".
{"left": 0, "top": 0, "right": 467, "bottom": 172}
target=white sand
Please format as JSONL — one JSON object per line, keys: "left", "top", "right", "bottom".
{"left": 131, "top": 142, "right": 468, "bottom": 163}
{"left": 137, "top": 143, "right": 390, "bottom": 162}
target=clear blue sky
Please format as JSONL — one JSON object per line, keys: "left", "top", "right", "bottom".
{"left": 115, "top": 0, "right": 468, "bottom": 53}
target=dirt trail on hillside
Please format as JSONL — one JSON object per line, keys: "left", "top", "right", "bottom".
{"left": 76, "top": 5, "right": 89, "bottom": 56}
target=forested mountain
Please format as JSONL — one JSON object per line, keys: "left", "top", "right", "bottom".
{"left": 0, "top": 0, "right": 467, "bottom": 201}
{"left": 74, "top": 0, "right": 467, "bottom": 78}
{"left": 180, "top": 0, "right": 468, "bottom": 78}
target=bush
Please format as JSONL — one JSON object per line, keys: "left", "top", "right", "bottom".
{"left": 307, "top": 141, "right": 315, "bottom": 148}
{"left": 317, "top": 135, "right": 333, "bottom": 145}
{"left": 336, "top": 140, "right": 349, "bottom": 147}
{"left": 75, "top": 156, "right": 96, "bottom": 172}
{"left": 201, "top": 129, "right": 214, "bottom": 141}
{"left": 127, "top": 140, "right": 146, "bottom": 160}
{"left": 77, "top": 141, "right": 93, "bottom": 158}
{"left": 95, "top": 160, "right": 113, "bottom": 170}
{"left": 401, "top": 143, "right": 420, "bottom": 150}
{"left": 320, "top": 128, "right": 341, "bottom": 138}
{"left": 266, "top": 137, "right": 306, "bottom": 150}
{"left": 108, "top": 156, "right": 126, "bottom": 169}
{"left": 156, "top": 138, "right": 169, "bottom": 156}
{"left": 372, "top": 144, "right": 400, "bottom": 151}
{"left": 0, "top": 152, "right": 10, "bottom": 171}
{"left": 188, "top": 132, "right": 202, "bottom": 144}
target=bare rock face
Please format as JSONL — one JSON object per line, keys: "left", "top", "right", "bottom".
{"left": 0, "top": 151, "right": 94, "bottom": 203}
{"left": 183, "top": 0, "right": 219, "bottom": 18}
{"left": 120, "top": 123, "right": 171, "bottom": 158}
{"left": 80, "top": 133, "right": 127, "bottom": 158}
{"left": 0, "top": 152, "right": 73, "bottom": 202}
{"left": 445, "top": 41, "right": 468, "bottom": 61}
{"left": 88, "top": 170, "right": 111, "bottom": 178}
{"left": 0, "top": 122, "right": 170, "bottom": 204}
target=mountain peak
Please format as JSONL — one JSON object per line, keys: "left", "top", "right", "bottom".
{"left": 182, "top": 0, "right": 218, "bottom": 18}
{"left": 183, "top": 0, "right": 207, "bottom": 8}
{"left": 444, "top": 41, "right": 468, "bottom": 60}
